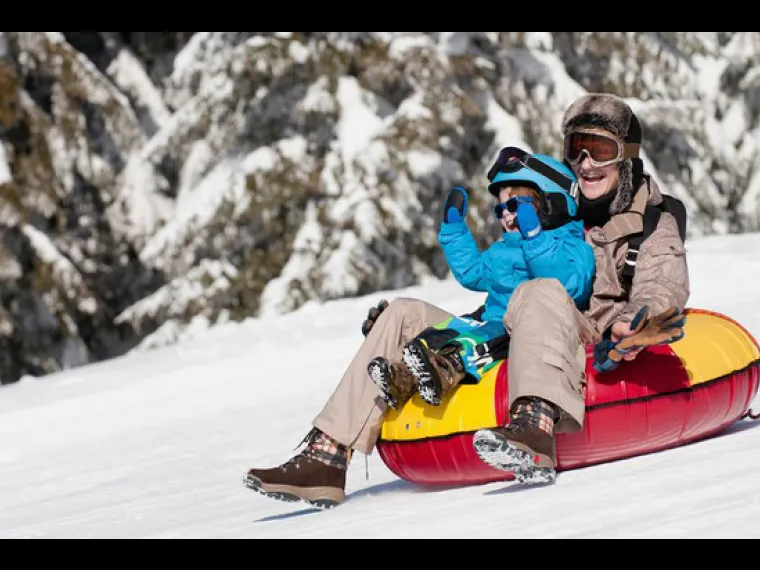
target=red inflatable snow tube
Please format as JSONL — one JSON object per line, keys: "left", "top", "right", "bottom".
{"left": 377, "top": 310, "right": 760, "bottom": 487}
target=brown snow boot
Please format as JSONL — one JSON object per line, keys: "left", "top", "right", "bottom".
{"left": 244, "top": 429, "right": 350, "bottom": 510}
{"left": 473, "top": 398, "right": 559, "bottom": 486}
{"left": 403, "top": 339, "right": 466, "bottom": 407}
{"left": 368, "top": 357, "right": 419, "bottom": 410}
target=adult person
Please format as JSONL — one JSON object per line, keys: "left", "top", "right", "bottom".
{"left": 472, "top": 93, "right": 690, "bottom": 486}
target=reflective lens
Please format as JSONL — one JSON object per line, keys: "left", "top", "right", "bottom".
{"left": 564, "top": 132, "right": 622, "bottom": 166}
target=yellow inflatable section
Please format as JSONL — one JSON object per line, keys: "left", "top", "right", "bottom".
{"left": 669, "top": 310, "right": 760, "bottom": 386}
{"left": 381, "top": 309, "right": 760, "bottom": 444}
{"left": 381, "top": 364, "right": 502, "bottom": 443}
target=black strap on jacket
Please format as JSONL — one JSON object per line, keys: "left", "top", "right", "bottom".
{"left": 622, "top": 191, "right": 688, "bottom": 291}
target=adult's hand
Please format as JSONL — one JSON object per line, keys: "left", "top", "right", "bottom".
{"left": 610, "top": 321, "right": 644, "bottom": 362}
{"left": 362, "top": 300, "right": 390, "bottom": 337}
{"left": 595, "top": 306, "right": 686, "bottom": 373}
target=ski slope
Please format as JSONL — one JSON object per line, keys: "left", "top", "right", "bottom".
{"left": 0, "top": 233, "right": 759, "bottom": 539}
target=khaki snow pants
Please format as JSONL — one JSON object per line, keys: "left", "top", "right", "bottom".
{"left": 314, "top": 279, "right": 597, "bottom": 454}
{"left": 313, "top": 298, "right": 454, "bottom": 455}
{"left": 506, "top": 279, "right": 599, "bottom": 433}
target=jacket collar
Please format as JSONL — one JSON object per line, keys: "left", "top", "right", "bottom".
{"left": 592, "top": 182, "right": 649, "bottom": 243}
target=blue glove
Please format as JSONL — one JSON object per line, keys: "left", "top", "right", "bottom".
{"left": 516, "top": 201, "right": 542, "bottom": 240}
{"left": 444, "top": 187, "right": 469, "bottom": 224}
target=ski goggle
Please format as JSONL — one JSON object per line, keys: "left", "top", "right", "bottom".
{"left": 488, "top": 146, "right": 579, "bottom": 200}
{"left": 564, "top": 131, "right": 640, "bottom": 168}
{"left": 487, "top": 147, "right": 530, "bottom": 182}
{"left": 494, "top": 196, "right": 534, "bottom": 220}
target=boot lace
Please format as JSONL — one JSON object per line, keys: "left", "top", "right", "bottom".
{"left": 505, "top": 415, "right": 533, "bottom": 433}
{"left": 509, "top": 398, "right": 558, "bottom": 436}
{"left": 287, "top": 428, "right": 351, "bottom": 471}
{"left": 279, "top": 429, "right": 321, "bottom": 472}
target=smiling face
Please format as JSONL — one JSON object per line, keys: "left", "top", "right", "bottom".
{"left": 497, "top": 185, "right": 540, "bottom": 233}
{"left": 567, "top": 128, "right": 622, "bottom": 200}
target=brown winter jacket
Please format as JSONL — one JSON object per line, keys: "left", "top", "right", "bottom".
{"left": 583, "top": 177, "right": 691, "bottom": 339}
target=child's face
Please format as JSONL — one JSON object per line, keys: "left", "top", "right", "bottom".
{"left": 498, "top": 189, "right": 519, "bottom": 233}
{"left": 496, "top": 187, "right": 539, "bottom": 233}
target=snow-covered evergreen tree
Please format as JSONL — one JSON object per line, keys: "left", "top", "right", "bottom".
{"left": 0, "top": 32, "right": 758, "bottom": 384}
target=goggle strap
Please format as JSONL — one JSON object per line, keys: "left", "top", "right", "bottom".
{"left": 624, "top": 143, "right": 641, "bottom": 159}
{"left": 522, "top": 156, "right": 579, "bottom": 199}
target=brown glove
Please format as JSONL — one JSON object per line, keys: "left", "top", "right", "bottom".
{"left": 594, "top": 306, "right": 686, "bottom": 373}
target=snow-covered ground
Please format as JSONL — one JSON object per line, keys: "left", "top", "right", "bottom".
{"left": 0, "top": 232, "right": 759, "bottom": 539}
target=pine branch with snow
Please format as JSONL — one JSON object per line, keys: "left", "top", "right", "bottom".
{"left": 0, "top": 31, "right": 758, "bottom": 383}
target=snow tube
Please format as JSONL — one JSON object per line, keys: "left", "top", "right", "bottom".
{"left": 377, "top": 309, "right": 760, "bottom": 487}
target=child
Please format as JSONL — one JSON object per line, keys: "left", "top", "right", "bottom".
{"left": 369, "top": 150, "right": 596, "bottom": 409}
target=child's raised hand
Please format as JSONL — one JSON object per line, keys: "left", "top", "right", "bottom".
{"left": 515, "top": 200, "right": 542, "bottom": 240}
{"left": 444, "top": 187, "right": 469, "bottom": 224}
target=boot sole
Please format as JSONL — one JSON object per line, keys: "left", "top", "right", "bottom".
{"left": 473, "top": 430, "right": 557, "bottom": 486}
{"left": 367, "top": 358, "right": 399, "bottom": 409}
{"left": 403, "top": 340, "right": 443, "bottom": 407}
{"left": 244, "top": 474, "right": 344, "bottom": 510}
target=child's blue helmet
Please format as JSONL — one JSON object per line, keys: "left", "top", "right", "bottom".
{"left": 488, "top": 148, "right": 581, "bottom": 223}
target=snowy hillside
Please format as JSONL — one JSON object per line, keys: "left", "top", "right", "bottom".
{"left": 0, "top": 32, "right": 758, "bottom": 386}
{"left": 0, "top": 232, "right": 758, "bottom": 539}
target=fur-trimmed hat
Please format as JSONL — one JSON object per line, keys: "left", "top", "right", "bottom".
{"left": 562, "top": 93, "right": 644, "bottom": 215}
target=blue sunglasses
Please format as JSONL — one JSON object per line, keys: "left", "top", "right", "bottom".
{"left": 494, "top": 196, "right": 535, "bottom": 220}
